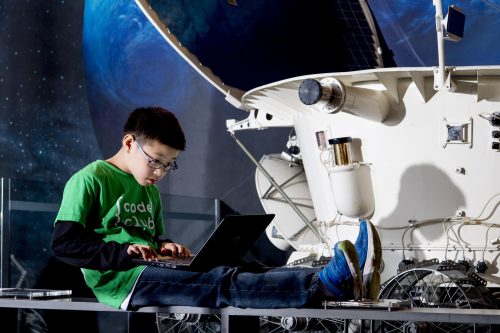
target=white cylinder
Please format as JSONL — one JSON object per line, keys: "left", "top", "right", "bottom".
{"left": 298, "top": 77, "right": 390, "bottom": 123}
{"left": 342, "top": 83, "right": 390, "bottom": 123}
{"left": 326, "top": 163, "right": 375, "bottom": 218}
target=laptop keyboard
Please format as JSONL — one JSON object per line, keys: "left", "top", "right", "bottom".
{"left": 156, "top": 256, "right": 194, "bottom": 266}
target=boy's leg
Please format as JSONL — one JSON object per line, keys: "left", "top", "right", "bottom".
{"left": 128, "top": 224, "right": 379, "bottom": 309}
{"left": 354, "top": 219, "right": 382, "bottom": 300}
{"left": 129, "top": 265, "right": 322, "bottom": 309}
{"left": 318, "top": 240, "right": 362, "bottom": 301}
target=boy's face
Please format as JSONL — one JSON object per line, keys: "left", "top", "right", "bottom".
{"left": 126, "top": 135, "right": 180, "bottom": 186}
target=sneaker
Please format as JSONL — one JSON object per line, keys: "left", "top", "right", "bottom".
{"left": 318, "top": 240, "right": 362, "bottom": 301}
{"left": 354, "top": 219, "right": 382, "bottom": 300}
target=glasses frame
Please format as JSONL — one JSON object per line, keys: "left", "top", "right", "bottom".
{"left": 135, "top": 138, "right": 178, "bottom": 172}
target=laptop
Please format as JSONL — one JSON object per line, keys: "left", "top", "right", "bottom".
{"left": 0, "top": 288, "right": 72, "bottom": 299}
{"left": 133, "top": 214, "right": 275, "bottom": 271}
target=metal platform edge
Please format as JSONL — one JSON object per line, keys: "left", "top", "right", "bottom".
{"left": 0, "top": 298, "right": 500, "bottom": 325}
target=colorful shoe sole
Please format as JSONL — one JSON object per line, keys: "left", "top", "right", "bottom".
{"left": 355, "top": 220, "right": 382, "bottom": 300}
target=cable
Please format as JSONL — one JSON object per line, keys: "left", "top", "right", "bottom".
{"left": 473, "top": 192, "right": 500, "bottom": 222}
{"left": 401, "top": 226, "right": 412, "bottom": 260}
{"left": 333, "top": 216, "right": 341, "bottom": 248}
{"left": 482, "top": 223, "right": 500, "bottom": 261}
{"left": 377, "top": 217, "right": 447, "bottom": 231}
{"left": 448, "top": 222, "right": 466, "bottom": 258}
{"left": 395, "top": 217, "right": 453, "bottom": 260}
{"left": 377, "top": 225, "right": 411, "bottom": 231}
{"left": 319, "top": 220, "right": 335, "bottom": 254}
{"left": 443, "top": 218, "right": 464, "bottom": 260}
{"left": 442, "top": 218, "right": 456, "bottom": 257}
{"left": 456, "top": 223, "right": 471, "bottom": 248}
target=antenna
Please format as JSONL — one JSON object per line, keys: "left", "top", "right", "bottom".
{"left": 432, "top": 0, "right": 465, "bottom": 91}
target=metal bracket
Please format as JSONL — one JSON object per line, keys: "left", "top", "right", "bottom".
{"left": 442, "top": 117, "right": 473, "bottom": 148}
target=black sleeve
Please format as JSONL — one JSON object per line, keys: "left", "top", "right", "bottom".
{"left": 51, "top": 221, "right": 136, "bottom": 271}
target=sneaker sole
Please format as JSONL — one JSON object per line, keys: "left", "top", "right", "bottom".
{"left": 362, "top": 221, "right": 382, "bottom": 300}
{"left": 338, "top": 241, "right": 362, "bottom": 300}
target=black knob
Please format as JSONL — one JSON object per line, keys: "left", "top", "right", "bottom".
{"left": 298, "top": 79, "right": 323, "bottom": 105}
{"left": 492, "top": 142, "right": 500, "bottom": 150}
{"left": 493, "top": 131, "right": 500, "bottom": 139}
{"left": 476, "top": 261, "right": 488, "bottom": 274}
{"left": 288, "top": 146, "right": 300, "bottom": 155}
{"left": 489, "top": 113, "right": 500, "bottom": 127}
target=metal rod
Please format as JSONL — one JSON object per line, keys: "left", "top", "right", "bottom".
{"left": 261, "top": 197, "right": 314, "bottom": 211}
{"left": 261, "top": 167, "right": 304, "bottom": 199}
{"left": 433, "top": 0, "right": 446, "bottom": 90}
{"left": 0, "top": 178, "right": 11, "bottom": 288}
{"left": 230, "top": 134, "right": 327, "bottom": 244}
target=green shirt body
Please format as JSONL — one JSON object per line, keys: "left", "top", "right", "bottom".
{"left": 55, "top": 160, "right": 164, "bottom": 308}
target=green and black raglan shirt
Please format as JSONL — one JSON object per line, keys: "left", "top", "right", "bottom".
{"left": 52, "top": 160, "right": 164, "bottom": 308}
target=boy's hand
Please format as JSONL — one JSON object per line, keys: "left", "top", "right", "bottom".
{"left": 160, "top": 242, "right": 191, "bottom": 258}
{"left": 127, "top": 244, "right": 158, "bottom": 261}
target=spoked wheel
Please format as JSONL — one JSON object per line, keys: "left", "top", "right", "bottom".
{"left": 157, "top": 313, "right": 346, "bottom": 333}
{"left": 372, "top": 260, "right": 499, "bottom": 333}
{"left": 259, "top": 316, "right": 346, "bottom": 332}
{"left": 156, "top": 313, "right": 221, "bottom": 333}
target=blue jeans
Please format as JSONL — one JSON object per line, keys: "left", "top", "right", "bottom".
{"left": 129, "top": 265, "right": 321, "bottom": 309}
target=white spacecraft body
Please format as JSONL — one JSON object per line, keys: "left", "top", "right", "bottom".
{"left": 231, "top": 65, "right": 500, "bottom": 282}
{"left": 136, "top": 0, "right": 500, "bottom": 284}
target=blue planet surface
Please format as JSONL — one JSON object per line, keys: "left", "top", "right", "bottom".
{"left": 83, "top": 1, "right": 200, "bottom": 154}
{"left": 369, "top": 0, "right": 500, "bottom": 66}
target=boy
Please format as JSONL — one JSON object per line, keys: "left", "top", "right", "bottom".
{"left": 51, "top": 106, "right": 382, "bottom": 310}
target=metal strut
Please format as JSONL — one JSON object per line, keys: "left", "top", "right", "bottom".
{"left": 230, "top": 133, "right": 327, "bottom": 244}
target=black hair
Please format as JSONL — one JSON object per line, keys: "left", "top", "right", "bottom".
{"left": 123, "top": 107, "right": 186, "bottom": 151}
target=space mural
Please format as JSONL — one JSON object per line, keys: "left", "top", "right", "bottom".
{"left": 1, "top": 0, "right": 499, "bottom": 200}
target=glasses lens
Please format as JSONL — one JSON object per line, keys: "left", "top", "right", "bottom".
{"left": 147, "top": 160, "right": 178, "bottom": 172}
{"left": 147, "top": 160, "right": 164, "bottom": 169}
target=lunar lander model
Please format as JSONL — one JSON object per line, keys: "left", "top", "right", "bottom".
{"left": 138, "top": 0, "right": 500, "bottom": 331}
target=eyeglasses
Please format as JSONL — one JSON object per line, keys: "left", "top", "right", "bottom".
{"left": 135, "top": 139, "right": 178, "bottom": 172}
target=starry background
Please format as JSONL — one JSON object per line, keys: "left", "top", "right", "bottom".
{"left": 0, "top": 1, "right": 100, "bottom": 188}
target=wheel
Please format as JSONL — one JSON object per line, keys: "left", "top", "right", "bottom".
{"left": 156, "top": 313, "right": 221, "bottom": 333}
{"left": 259, "top": 316, "right": 346, "bottom": 332}
{"left": 372, "top": 260, "right": 499, "bottom": 333}
{"left": 157, "top": 313, "right": 346, "bottom": 333}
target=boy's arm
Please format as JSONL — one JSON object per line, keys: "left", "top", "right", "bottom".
{"left": 51, "top": 221, "right": 135, "bottom": 271}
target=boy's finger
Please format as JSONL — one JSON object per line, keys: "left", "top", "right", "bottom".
{"left": 127, "top": 245, "right": 140, "bottom": 255}
{"left": 138, "top": 247, "right": 152, "bottom": 260}
{"left": 150, "top": 248, "right": 159, "bottom": 259}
